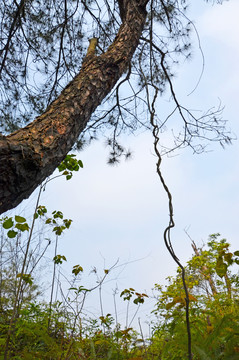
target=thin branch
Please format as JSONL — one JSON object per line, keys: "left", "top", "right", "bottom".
{"left": 0, "top": 0, "right": 25, "bottom": 76}
{"left": 150, "top": 90, "right": 192, "bottom": 359}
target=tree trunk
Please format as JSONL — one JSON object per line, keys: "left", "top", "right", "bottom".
{"left": 0, "top": 1, "right": 148, "bottom": 214}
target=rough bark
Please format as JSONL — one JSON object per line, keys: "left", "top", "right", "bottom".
{"left": 0, "top": 1, "right": 149, "bottom": 214}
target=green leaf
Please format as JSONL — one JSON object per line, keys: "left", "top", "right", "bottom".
{"left": 234, "top": 251, "right": 239, "bottom": 256}
{"left": 63, "top": 219, "right": 72, "bottom": 228}
{"left": 36, "top": 205, "right": 47, "bottom": 217}
{"left": 7, "top": 230, "right": 18, "bottom": 238}
{"left": 15, "top": 223, "right": 29, "bottom": 231}
{"left": 133, "top": 297, "right": 144, "bottom": 305}
{"left": 53, "top": 255, "right": 67, "bottom": 264}
{"left": 53, "top": 226, "right": 65, "bottom": 235}
{"left": 15, "top": 215, "right": 26, "bottom": 223}
{"left": 3, "top": 218, "right": 14, "bottom": 229}
{"left": 72, "top": 265, "right": 83, "bottom": 276}
{"left": 216, "top": 262, "right": 227, "bottom": 277}
{"left": 17, "top": 273, "right": 33, "bottom": 285}
{"left": 52, "top": 210, "right": 63, "bottom": 219}
{"left": 58, "top": 163, "right": 66, "bottom": 171}
{"left": 78, "top": 160, "right": 83, "bottom": 168}
{"left": 224, "top": 252, "right": 233, "bottom": 265}
{"left": 76, "top": 286, "right": 90, "bottom": 293}
{"left": 58, "top": 154, "right": 83, "bottom": 180}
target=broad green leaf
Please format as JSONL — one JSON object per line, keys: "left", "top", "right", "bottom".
{"left": 216, "top": 262, "right": 227, "bottom": 278}
{"left": 36, "top": 205, "right": 47, "bottom": 217}
{"left": 53, "top": 255, "right": 67, "bottom": 264}
{"left": 58, "top": 163, "right": 66, "bottom": 171}
{"left": 7, "top": 230, "right": 17, "bottom": 238}
{"left": 234, "top": 251, "right": 239, "bottom": 256}
{"left": 133, "top": 297, "right": 144, "bottom": 305}
{"left": 52, "top": 210, "right": 63, "bottom": 219}
{"left": 78, "top": 160, "right": 83, "bottom": 168}
{"left": 58, "top": 154, "right": 83, "bottom": 179}
{"left": 53, "top": 226, "right": 65, "bottom": 235}
{"left": 72, "top": 265, "right": 83, "bottom": 276}
{"left": 15, "top": 223, "right": 29, "bottom": 231}
{"left": 15, "top": 215, "right": 26, "bottom": 223}
{"left": 63, "top": 219, "right": 72, "bottom": 228}
{"left": 3, "top": 218, "right": 14, "bottom": 229}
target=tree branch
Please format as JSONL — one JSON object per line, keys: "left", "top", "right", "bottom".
{"left": 0, "top": 0, "right": 149, "bottom": 214}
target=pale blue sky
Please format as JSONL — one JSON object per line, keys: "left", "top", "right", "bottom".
{"left": 7, "top": 0, "right": 239, "bottom": 331}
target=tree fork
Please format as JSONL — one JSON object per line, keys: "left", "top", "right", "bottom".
{"left": 0, "top": 0, "right": 149, "bottom": 215}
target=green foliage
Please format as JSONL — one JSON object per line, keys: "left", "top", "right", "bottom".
{"left": 53, "top": 255, "right": 67, "bottom": 264}
{"left": 72, "top": 264, "right": 84, "bottom": 276}
{"left": 6, "top": 230, "right": 18, "bottom": 238}
{"left": 1, "top": 216, "right": 239, "bottom": 360}
{"left": 34, "top": 205, "right": 47, "bottom": 219}
{"left": 1, "top": 215, "right": 29, "bottom": 238}
{"left": 17, "top": 274, "right": 33, "bottom": 286}
{"left": 44, "top": 210, "right": 72, "bottom": 236}
{"left": 152, "top": 234, "right": 239, "bottom": 359}
{"left": 0, "top": 299, "right": 149, "bottom": 359}
{"left": 57, "top": 154, "right": 83, "bottom": 180}
{"left": 120, "top": 288, "right": 148, "bottom": 304}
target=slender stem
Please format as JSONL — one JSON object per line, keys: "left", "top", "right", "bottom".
{"left": 48, "top": 235, "right": 58, "bottom": 331}
{"left": 146, "top": 83, "right": 192, "bottom": 359}
{"left": 99, "top": 284, "right": 105, "bottom": 334}
{"left": 4, "top": 184, "right": 43, "bottom": 359}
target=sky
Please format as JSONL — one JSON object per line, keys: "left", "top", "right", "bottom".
{"left": 4, "top": 0, "right": 239, "bottom": 333}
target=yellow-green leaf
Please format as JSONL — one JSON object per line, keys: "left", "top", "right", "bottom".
{"left": 15, "top": 215, "right": 26, "bottom": 223}
{"left": 3, "top": 218, "right": 14, "bottom": 229}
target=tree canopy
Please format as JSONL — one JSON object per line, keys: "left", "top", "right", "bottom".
{"left": 152, "top": 234, "right": 239, "bottom": 358}
{"left": 0, "top": 0, "right": 231, "bottom": 214}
